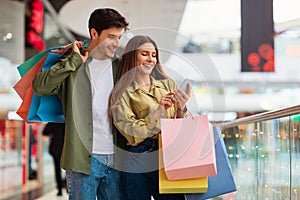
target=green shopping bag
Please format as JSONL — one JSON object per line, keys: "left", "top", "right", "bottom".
{"left": 17, "top": 50, "right": 50, "bottom": 77}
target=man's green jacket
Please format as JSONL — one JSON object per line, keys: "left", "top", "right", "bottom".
{"left": 32, "top": 52, "right": 125, "bottom": 175}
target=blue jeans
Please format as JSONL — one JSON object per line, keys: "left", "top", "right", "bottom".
{"left": 66, "top": 154, "right": 123, "bottom": 200}
{"left": 122, "top": 138, "right": 185, "bottom": 200}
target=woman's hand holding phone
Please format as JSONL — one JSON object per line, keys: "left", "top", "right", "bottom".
{"left": 174, "top": 81, "right": 191, "bottom": 110}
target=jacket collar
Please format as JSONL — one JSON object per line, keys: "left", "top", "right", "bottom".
{"left": 127, "top": 76, "right": 164, "bottom": 93}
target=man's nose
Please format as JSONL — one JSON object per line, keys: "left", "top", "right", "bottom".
{"left": 113, "top": 38, "right": 121, "bottom": 48}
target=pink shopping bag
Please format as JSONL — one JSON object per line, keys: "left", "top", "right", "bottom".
{"left": 160, "top": 114, "right": 217, "bottom": 180}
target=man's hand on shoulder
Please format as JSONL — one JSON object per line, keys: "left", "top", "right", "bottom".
{"left": 73, "top": 41, "right": 88, "bottom": 62}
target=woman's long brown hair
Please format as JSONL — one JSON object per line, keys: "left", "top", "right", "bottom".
{"left": 109, "top": 35, "right": 169, "bottom": 113}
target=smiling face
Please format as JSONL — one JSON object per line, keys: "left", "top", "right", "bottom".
{"left": 88, "top": 27, "right": 125, "bottom": 60}
{"left": 135, "top": 42, "right": 157, "bottom": 76}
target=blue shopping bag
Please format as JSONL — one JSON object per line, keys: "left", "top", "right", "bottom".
{"left": 27, "top": 94, "right": 65, "bottom": 122}
{"left": 185, "top": 126, "right": 237, "bottom": 200}
{"left": 27, "top": 51, "right": 66, "bottom": 122}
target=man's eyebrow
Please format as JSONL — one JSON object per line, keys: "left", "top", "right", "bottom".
{"left": 108, "top": 33, "right": 122, "bottom": 37}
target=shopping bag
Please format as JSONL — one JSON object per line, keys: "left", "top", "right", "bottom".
{"left": 26, "top": 50, "right": 67, "bottom": 122}
{"left": 16, "top": 86, "right": 34, "bottom": 121}
{"left": 16, "top": 43, "right": 71, "bottom": 77}
{"left": 185, "top": 126, "right": 237, "bottom": 200}
{"left": 17, "top": 50, "right": 50, "bottom": 77}
{"left": 160, "top": 114, "right": 217, "bottom": 180}
{"left": 14, "top": 56, "right": 46, "bottom": 121}
{"left": 14, "top": 43, "right": 76, "bottom": 122}
{"left": 13, "top": 55, "right": 47, "bottom": 99}
{"left": 27, "top": 94, "right": 65, "bottom": 122}
{"left": 14, "top": 44, "right": 70, "bottom": 100}
{"left": 158, "top": 136, "right": 208, "bottom": 194}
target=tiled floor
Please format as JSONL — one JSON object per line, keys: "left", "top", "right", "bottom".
{"left": 0, "top": 180, "right": 67, "bottom": 200}
{"left": 35, "top": 189, "right": 157, "bottom": 200}
{"left": 35, "top": 189, "right": 68, "bottom": 200}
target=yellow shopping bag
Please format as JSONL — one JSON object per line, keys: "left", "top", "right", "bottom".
{"left": 158, "top": 136, "right": 208, "bottom": 194}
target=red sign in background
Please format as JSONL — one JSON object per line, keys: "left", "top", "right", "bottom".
{"left": 241, "top": 0, "right": 274, "bottom": 72}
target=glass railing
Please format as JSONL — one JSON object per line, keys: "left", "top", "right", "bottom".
{"left": 219, "top": 105, "right": 300, "bottom": 200}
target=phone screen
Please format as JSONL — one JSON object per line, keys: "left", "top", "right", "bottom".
{"left": 179, "top": 79, "right": 189, "bottom": 92}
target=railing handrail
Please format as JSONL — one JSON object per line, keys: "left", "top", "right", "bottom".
{"left": 219, "top": 104, "right": 300, "bottom": 129}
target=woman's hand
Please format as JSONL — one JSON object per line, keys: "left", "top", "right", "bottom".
{"left": 72, "top": 41, "right": 88, "bottom": 62}
{"left": 159, "top": 92, "right": 175, "bottom": 111}
{"left": 173, "top": 82, "right": 192, "bottom": 110}
{"left": 150, "top": 92, "right": 175, "bottom": 122}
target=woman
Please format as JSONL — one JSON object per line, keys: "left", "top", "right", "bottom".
{"left": 110, "top": 35, "right": 191, "bottom": 200}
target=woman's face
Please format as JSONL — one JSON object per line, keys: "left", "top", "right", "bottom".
{"left": 136, "top": 42, "right": 157, "bottom": 76}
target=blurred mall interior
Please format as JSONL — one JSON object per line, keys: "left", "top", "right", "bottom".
{"left": 1, "top": 0, "right": 300, "bottom": 199}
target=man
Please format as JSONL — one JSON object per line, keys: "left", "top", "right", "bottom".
{"left": 32, "top": 8, "right": 129, "bottom": 199}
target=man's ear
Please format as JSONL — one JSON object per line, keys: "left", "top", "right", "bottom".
{"left": 90, "top": 28, "right": 98, "bottom": 39}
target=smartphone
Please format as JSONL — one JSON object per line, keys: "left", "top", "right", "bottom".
{"left": 172, "top": 79, "right": 190, "bottom": 101}
{"left": 179, "top": 79, "right": 189, "bottom": 92}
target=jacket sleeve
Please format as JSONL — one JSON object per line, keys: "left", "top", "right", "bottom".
{"left": 32, "top": 52, "right": 82, "bottom": 96}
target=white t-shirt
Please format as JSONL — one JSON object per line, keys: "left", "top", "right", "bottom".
{"left": 89, "top": 58, "right": 114, "bottom": 154}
